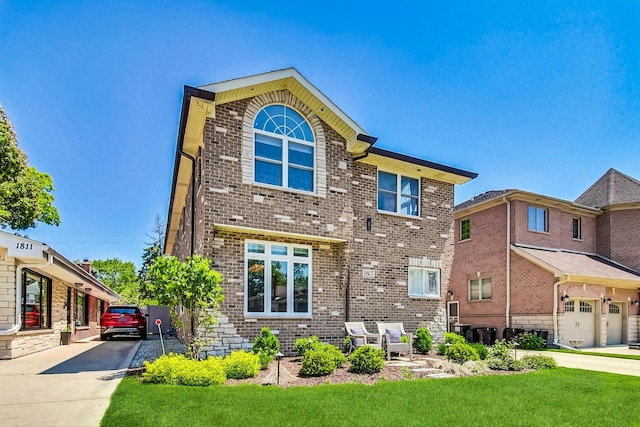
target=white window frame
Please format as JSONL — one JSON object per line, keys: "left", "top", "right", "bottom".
{"left": 528, "top": 205, "right": 548, "bottom": 232}
{"left": 253, "top": 105, "right": 316, "bottom": 194}
{"left": 408, "top": 267, "right": 440, "bottom": 298}
{"left": 468, "top": 278, "right": 492, "bottom": 301}
{"left": 244, "top": 240, "right": 313, "bottom": 318}
{"left": 377, "top": 171, "right": 420, "bottom": 217}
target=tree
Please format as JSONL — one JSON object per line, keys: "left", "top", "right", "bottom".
{"left": 139, "top": 214, "right": 165, "bottom": 300}
{"left": 0, "top": 105, "right": 60, "bottom": 230}
{"left": 147, "top": 255, "right": 223, "bottom": 358}
{"left": 91, "top": 258, "right": 142, "bottom": 305}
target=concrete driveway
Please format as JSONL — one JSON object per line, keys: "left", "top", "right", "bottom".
{"left": 520, "top": 346, "right": 640, "bottom": 377}
{"left": 0, "top": 337, "right": 141, "bottom": 427}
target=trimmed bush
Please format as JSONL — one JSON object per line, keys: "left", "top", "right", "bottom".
{"left": 143, "top": 354, "right": 226, "bottom": 386}
{"left": 517, "top": 332, "right": 545, "bottom": 350}
{"left": 437, "top": 343, "right": 448, "bottom": 355}
{"left": 348, "top": 345, "right": 385, "bottom": 374}
{"left": 300, "top": 348, "right": 336, "bottom": 376}
{"left": 257, "top": 352, "right": 273, "bottom": 370}
{"left": 223, "top": 351, "right": 261, "bottom": 379}
{"left": 414, "top": 328, "right": 433, "bottom": 354}
{"left": 342, "top": 336, "right": 352, "bottom": 353}
{"left": 445, "top": 342, "right": 479, "bottom": 364}
{"left": 470, "top": 342, "right": 489, "bottom": 360}
{"left": 324, "top": 343, "right": 347, "bottom": 368}
{"left": 488, "top": 339, "right": 518, "bottom": 371}
{"left": 295, "top": 335, "right": 321, "bottom": 356}
{"left": 252, "top": 327, "right": 280, "bottom": 356}
{"left": 520, "top": 355, "right": 558, "bottom": 370}
{"left": 444, "top": 332, "right": 466, "bottom": 344}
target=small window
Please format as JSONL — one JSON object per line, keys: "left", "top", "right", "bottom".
{"left": 564, "top": 301, "right": 575, "bottom": 312}
{"left": 572, "top": 217, "right": 582, "bottom": 239}
{"left": 469, "top": 278, "right": 492, "bottom": 301}
{"left": 579, "top": 301, "right": 592, "bottom": 313}
{"left": 609, "top": 304, "right": 620, "bottom": 314}
{"left": 528, "top": 206, "right": 548, "bottom": 232}
{"left": 460, "top": 219, "right": 471, "bottom": 240}
{"left": 378, "top": 171, "right": 419, "bottom": 217}
{"left": 408, "top": 267, "right": 440, "bottom": 297}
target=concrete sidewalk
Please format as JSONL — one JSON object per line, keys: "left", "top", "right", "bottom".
{"left": 0, "top": 337, "right": 141, "bottom": 427}
{"left": 520, "top": 346, "right": 640, "bottom": 377}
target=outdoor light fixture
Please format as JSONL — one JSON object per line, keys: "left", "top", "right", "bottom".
{"left": 275, "top": 351, "right": 284, "bottom": 385}
{"left": 447, "top": 290, "right": 454, "bottom": 297}
{"left": 602, "top": 296, "right": 611, "bottom": 304}
{"left": 632, "top": 300, "right": 639, "bottom": 306}
{"left": 74, "top": 283, "right": 83, "bottom": 288}
{"left": 83, "top": 287, "right": 92, "bottom": 293}
{"left": 366, "top": 217, "right": 372, "bottom": 231}
{"left": 560, "top": 292, "right": 570, "bottom": 302}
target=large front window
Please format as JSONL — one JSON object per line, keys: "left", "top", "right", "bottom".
{"left": 245, "top": 241, "right": 312, "bottom": 316}
{"left": 254, "top": 105, "right": 315, "bottom": 192}
{"left": 408, "top": 267, "right": 440, "bottom": 298}
{"left": 21, "top": 270, "right": 51, "bottom": 330}
{"left": 378, "top": 171, "right": 419, "bottom": 216}
{"left": 75, "top": 291, "right": 89, "bottom": 326}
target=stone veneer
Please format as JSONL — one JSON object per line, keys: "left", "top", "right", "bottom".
{"left": 170, "top": 89, "right": 458, "bottom": 355}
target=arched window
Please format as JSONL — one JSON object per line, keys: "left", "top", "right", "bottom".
{"left": 253, "top": 105, "right": 315, "bottom": 192}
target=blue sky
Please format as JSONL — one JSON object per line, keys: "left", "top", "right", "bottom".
{"left": 1, "top": 1, "right": 639, "bottom": 266}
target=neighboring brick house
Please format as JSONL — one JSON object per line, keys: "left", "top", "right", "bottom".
{"left": 0, "top": 231, "right": 118, "bottom": 359}
{"left": 163, "top": 68, "right": 477, "bottom": 355}
{"left": 450, "top": 169, "right": 640, "bottom": 348}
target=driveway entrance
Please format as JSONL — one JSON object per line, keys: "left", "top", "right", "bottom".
{"left": 0, "top": 338, "right": 140, "bottom": 427}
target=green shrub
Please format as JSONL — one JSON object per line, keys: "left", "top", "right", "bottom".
{"left": 252, "top": 327, "right": 280, "bottom": 356}
{"left": 348, "top": 345, "right": 385, "bottom": 374}
{"left": 300, "top": 348, "right": 336, "bottom": 376}
{"left": 257, "top": 352, "right": 273, "bottom": 370}
{"left": 295, "top": 335, "right": 321, "bottom": 356}
{"left": 488, "top": 339, "right": 518, "bottom": 371}
{"left": 143, "top": 354, "right": 226, "bottom": 386}
{"left": 223, "top": 351, "right": 261, "bottom": 379}
{"left": 470, "top": 342, "right": 489, "bottom": 360}
{"left": 520, "top": 355, "right": 558, "bottom": 370}
{"left": 437, "top": 343, "right": 448, "bottom": 355}
{"left": 444, "top": 332, "right": 466, "bottom": 344}
{"left": 517, "top": 332, "right": 545, "bottom": 350}
{"left": 413, "top": 328, "right": 433, "bottom": 354}
{"left": 323, "top": 343, "right": 347, "bottom": 368}
{"left": 342, "top": 336, "right": 352, "bottom": 353}
{"left": 445, "top": 342, "right": 479, "bottom": 364}
{"left": 400, "top": 335, "right": 409, "bottom": 344}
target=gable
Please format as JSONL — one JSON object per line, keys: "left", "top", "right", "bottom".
{"left": 576, "top": 168, "right": 640, "bottom": 208}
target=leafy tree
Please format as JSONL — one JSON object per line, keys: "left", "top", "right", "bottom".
{"left": 91, "top": 258, "right": 142, "bottom": 305}
{"left": 139, "top": 214, "right": 165, "bottom": 300}
{"left": 147, "top": 255, "right": 223, "bottom": 358}
{"left": 0, "top": 105, "right": 60, "bottom": 230}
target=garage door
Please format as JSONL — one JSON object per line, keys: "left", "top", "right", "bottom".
{"left": 564, "top": 300, "right": 596, "bottom": 347}
{"left": 606, "top": 303, "right": 623, "bottom": 345}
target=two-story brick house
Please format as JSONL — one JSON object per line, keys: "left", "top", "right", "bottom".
{"left": 450, "top": 169, "right": 640, "bottom": 348}
{"left": 163, "top": 68, "right": 477, "bottom": 355}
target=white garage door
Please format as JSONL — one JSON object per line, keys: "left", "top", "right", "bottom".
{"left": 606, "top": 303, "right": 623, "bottom": 345}
{"left": 564, "top": 300, "right": 596, "bottom": 347}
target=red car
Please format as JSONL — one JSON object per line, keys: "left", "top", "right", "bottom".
{"left": 100, "top": 305, "right": 147, "bottom": 340}
{"left": 25, "top": 303, "right": 39, "bottom": 328}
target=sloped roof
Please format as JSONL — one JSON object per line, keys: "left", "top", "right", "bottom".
{"left": 511, "top": 244, "right": 640, "bottom": 287}
{"left": 575, "top": 168, "right": 640, "bottom": 208}
{"left": 454, "top": 189, "right": 515, "bottom": 211}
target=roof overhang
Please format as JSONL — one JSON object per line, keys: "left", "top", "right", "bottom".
{"left": 511, "top": 245, "right": 640, "bottom": 289}
{"left": 358, "top": 147, "right": 477, "bottom": 185}
{"left": 455, "top": 190, "right": 602, "bottom": 218}
{"left": 214, "top": 223, "right": 347, "bottom": 244}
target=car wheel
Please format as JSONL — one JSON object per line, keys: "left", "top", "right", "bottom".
{"left": 100, "top": 333, "right": 108, "bottom": 341}
{"left": 140, "top": 329, "right": 147, "bottom": 340}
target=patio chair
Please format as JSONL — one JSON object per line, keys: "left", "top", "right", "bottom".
{"left": 376, "top": 322, "right": 413, "bottom": 360}
{"left": 344, "top": 322, "right": 382, "bottom": 353}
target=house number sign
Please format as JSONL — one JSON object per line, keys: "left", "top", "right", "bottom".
{"left": 362, "top": 269, "right": 376, "bottom": 278}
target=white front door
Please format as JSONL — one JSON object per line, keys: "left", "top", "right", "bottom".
{"left": 606, "top": 303, "right": 623, "bottom": 345}
{"left": 564, "top": 300, "right": 596, "bottom": 347}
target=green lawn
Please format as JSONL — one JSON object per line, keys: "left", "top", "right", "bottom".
{"left": 102, "top": 368, "right": 640, "bottom": 427}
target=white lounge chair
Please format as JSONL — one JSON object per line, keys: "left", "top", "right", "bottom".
{"left": 376, "top": 322, "right": 413, "bottom": 360}
{"left": 344, "top": 322, "right": 382, "bottom": 353}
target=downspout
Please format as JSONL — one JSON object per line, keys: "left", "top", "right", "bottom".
{"left": 178, "top": 147, "right": 196, "bottom": 257}
{"left": 0, "top": 254, "right": 54, "bottom": 336}
{"left": 553, "top": 276, "right": 570, "bottom": 347}
{"left": 503, "top": 197, "right": 511, "bottom": 328}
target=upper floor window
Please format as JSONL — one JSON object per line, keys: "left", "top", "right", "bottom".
{"left": 21, "top": 270, "right": 51, "bottom": 330}
{"left": 245, "top": 241, "right": 312, "bottom": 317}
{"left": 460, "top": 218, "right": 471, "bottom": 240}
{"left": 408, "top": 267, "right": 440, "bottom": 298}
{"left": 253, "top": 105, "right": 315, "bottom": 192}
{"left": 469, "top": 278, "right": 492, "bottom": 301}
{"left": 572, "top": 217, "right": 582, "bottom": 240}
{"left": 378, "top": 171, "right": 419, "bottom": 216}
{"left": 528, "top": 206, "right": 548, "bottom": 232}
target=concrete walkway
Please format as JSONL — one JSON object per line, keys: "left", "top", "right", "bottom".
{"left": 520, "top": 346, "right": 640, "bottom": 377}
{"left": 0, "top": 337, "right": 141, "bottom": 427}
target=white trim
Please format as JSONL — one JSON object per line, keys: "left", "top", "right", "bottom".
{"left": 214, "top": 223, "right": 346, "bottom": 243}
{"left": 408, "top": 267, "right": 440, "bottom": 298}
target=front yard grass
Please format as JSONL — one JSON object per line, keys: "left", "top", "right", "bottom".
{"left": 102, "top": 368, "right": 640, "bottom": 427}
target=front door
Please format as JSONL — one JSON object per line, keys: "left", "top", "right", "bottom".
{"left": 447, "top": 301, "right": 459, "bottom": 332}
